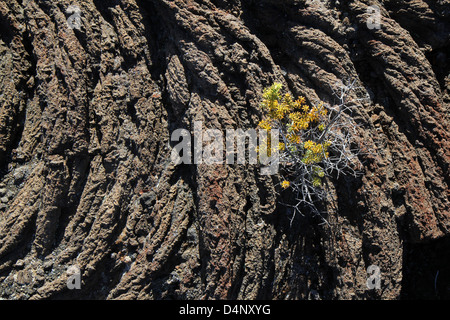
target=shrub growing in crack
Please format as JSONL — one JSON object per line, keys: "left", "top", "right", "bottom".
{"left": 258, "top": 80, "right": 366, "bottom": 224}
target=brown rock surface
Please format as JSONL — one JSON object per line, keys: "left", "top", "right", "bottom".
{"left": 0, "top": 0, "right": 449, "bottom": 300}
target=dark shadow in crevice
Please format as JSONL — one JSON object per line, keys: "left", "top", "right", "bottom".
{"left": 426, "top": 45, "right": 450, "bottom": 93}
{"left": 401, "top": 235, "right": 450, "bottom": 300}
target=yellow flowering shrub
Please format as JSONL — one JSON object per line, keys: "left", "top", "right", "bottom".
{"left": 258, "top": 82, "right": 331, "bottom": 188}
{"left": 257, "top": 81, "right": 363, "bottom": 222}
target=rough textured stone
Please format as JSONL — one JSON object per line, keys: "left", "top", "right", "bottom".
{"left": 0, "top": 0, "right": 449, "bottom": 300}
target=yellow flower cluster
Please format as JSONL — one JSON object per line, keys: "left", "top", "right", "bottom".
{"left": 258, "top": 119, "right": 272, "bottom": 131}
{"left": 287, "top": 134, "right": 301, "bottom": 144}
{"left": 281, "top": 180, "right": 290, "bottom": 189}
{"left": 302, "top": 140, "right": 331, "bottom": 165}
{"left": 261, "top": 83, "right": 283, "bottom": 111}
{"left": 304, "top": 140, "right": 326, "bottom": 154}
{"left": 261, "top": 84, "right": 313, "bottom": 122}
{"left": 258, "top": 83, "right": 334, "bottom": 191}
{"left": 260, "top": 83, "right": 328, "bottom": 129}
{"left": 289, "top": 112, "right": 310, "bottom": 131}
{"left": 288, "top": 103, "right": 328, "bottom": 131}
{"left": 265, "top": 96, "right": 288, "bottom": 120}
